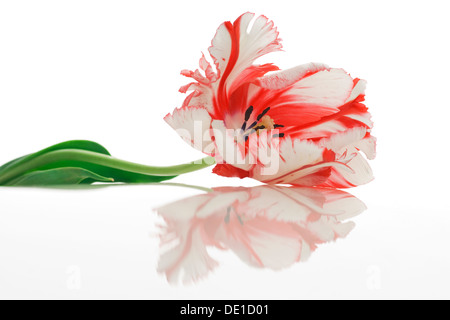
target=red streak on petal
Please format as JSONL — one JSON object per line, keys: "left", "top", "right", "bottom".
{"left": 318, "top": 168, "right": 357, "bottom": 188}
{"left": 262, "top": 150, "right": 354, "bottom": 185}
{"left": 214, "top": 19, "right": 241, "bottom": 119}
{"left": 291, "top": 95, "right": 368, "bottom": 132}
{"left": 213, "top": 163, "right": 250, "bottom": 179}
{"left": 164, "top": 218, "right": 204, "bottom": 281}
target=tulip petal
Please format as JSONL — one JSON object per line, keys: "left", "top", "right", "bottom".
{"left": 255, "top": 62, "right": 330, "bottom": 90}
{"left": 319, "top": 151, "right": 374, "bottom": 188}
{"left": 217, "top": 219, "right": 303, "bottom": 270}
{"left": 212, "top": 163, "right": 250, "bottom": 179}
{"left": 345, "top": 78, "right": 366, "bottom": 103}
{"left": 158, "top": 228, "right": 219, "bottom": 285}
{"left": 267, "top": 68, "right": 355, "bottom": 127}
{"left": 355, "top": 136, "right": 377, "bottom": 160}
{"left": 316, "top": 127, "right": 375, "bottom": 188}
{"left": 319, "top": 127, "right": 368, "bottom": 153}
{"left": 251, "top": 137, "right": 344, "bottom": 185}
{"left": 211, "top": 120, "right": 255, "bottom": 171}
{"left": 209, "top": 12, "right": 282, "bottom": 88}
{"left": 281, "top": 78, "right": 373, "bottom": 141}
{"left": 164, "top": 107, "right": 215, "bottom": 155}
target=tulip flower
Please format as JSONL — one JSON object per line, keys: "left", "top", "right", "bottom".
{"left": 0, "top": 13, "right": 374, "bottom": 187}
{"left": 165, "top": 12, "right": 376, "bottom": 187}
{"left": 156, "top": 185, "right": 366, "bottom": 284}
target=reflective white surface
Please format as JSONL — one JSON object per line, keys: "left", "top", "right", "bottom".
{"left": 1, "top": 177, "right": 449, "bottom": 300}
{"left": 156, "top": 185, "right": 366, "bottom": 285}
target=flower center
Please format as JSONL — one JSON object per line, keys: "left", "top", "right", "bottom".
{"left": 254, "top": 115, "right": 275, "bottom": 133}
{"left": 240, "top": 106, "right": 284, "bottom": 141}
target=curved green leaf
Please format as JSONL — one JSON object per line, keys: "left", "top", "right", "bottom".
{"left": 5, "top": 167, "right": 114, "bottom": 186}
{"left": 0, "top": 140, "right": 111, "bottom": 175}
{"left": 0, "top": 155, "right": 29, "bottom": 173}
{"left": 31, "top": 159, "right": 178, "bottom": 183}
{"left": 0, "top": 141, "right": 214, "bottom": 186}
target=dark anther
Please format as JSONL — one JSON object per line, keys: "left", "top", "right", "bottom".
{"left": 273, "top": 133, "right": 285, "bottom": 138}
{"left": 274, "top": 124, "right": 284, "bottom": 128}
{"left": 247, "top": 121, "right": 258, "bottom": 130}
{"left": 256, "top": 107, "right": 271, "bottom": 121}
{"left": 241, "top": 105, "right": 255, "bottom": 131}
{"left": 237, "top": 214, "right": 244, "bottom": 225}
{"left": 253, "top": 125, "right": 266, "bottom": 131}
{"left": 245, "top": 106, "right": 254, "bottom": 121}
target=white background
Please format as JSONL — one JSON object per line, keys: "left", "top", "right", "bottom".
{"left": 0, "top": 0, "right": 449, "bottom": 299}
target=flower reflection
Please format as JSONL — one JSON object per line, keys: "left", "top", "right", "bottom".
{"left": 155, "top": 185, "right": 366, "bottom": 284}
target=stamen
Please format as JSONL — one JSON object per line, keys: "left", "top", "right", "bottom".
{"left": 245, "top": 106, "right": 254, "bottom": 121}
{"left": 236, "top": 214, "right": 244, "bottom": 225}
{"left": 241, "top": 105, "right": 255, "bottom": 132}
{"left": 241, "top": 106, "right": 284, "bottom": 141}
{"left": 225, "top": 207, "right": 231, "bottom": 223}
{"left": 244, "top": 130, "right": 255, "bottom": 141}
{"left": 257, "top": 107, "right": 271, "bottom": 121}
{"left": 247, "top": 121, "right": 258, "bottom": 130}
{"left": 253, "top": 125, "right": 266, "bottom": 131}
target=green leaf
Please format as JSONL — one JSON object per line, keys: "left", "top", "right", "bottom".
{"left": 33, "top": 140, "right": 111, "bottom": 156}
{"left": 0, "top": 140, "right": 214, "bottom": 186}
{"left": 31, "top": 159, "right": 178, "bottom": 183}
{"left": 0, "top": 140, "right": 111, "bottom": 176}
{"left": 5, "top": 167, "right": 114, "bottom": 186}
{"left": 0, "top": 154, "right": 29, "bottom": 173}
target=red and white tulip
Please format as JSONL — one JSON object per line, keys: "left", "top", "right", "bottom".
{"left": 165, "top": 13, "right": 376, "bottom": 187}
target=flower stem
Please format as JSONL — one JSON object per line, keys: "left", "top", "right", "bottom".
{"left": 0, "top": 149, "right": 215, "bottom": 185}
